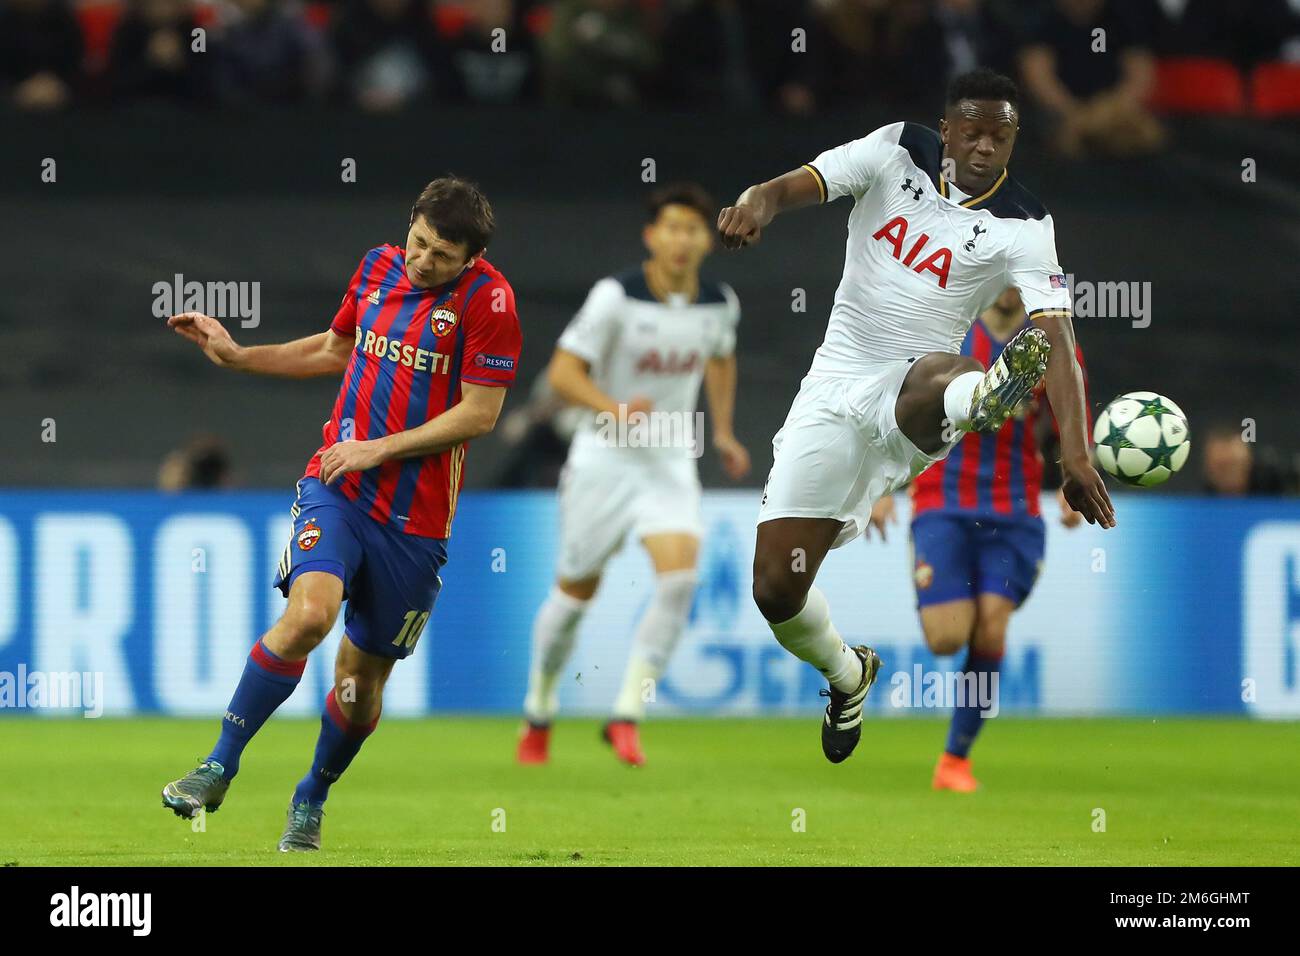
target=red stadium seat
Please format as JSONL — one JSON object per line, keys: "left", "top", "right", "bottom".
{"left": 432, "top": 4, "right": 472, "bottom": 38}
{"left": 1251, "top": 62, "right": 1300, "bottom": 117}
{"left": 303, "top": 2, "right": 333, "bottom": 31}
{"left": 524, "top": 4, "right": 552, "bottom": 35}
{"left": 75, "top": 1, "right": 125, "bottom": 76}
{"left": 433, "top": 3, "right": 553, "bottom": 37}
{"left": 1149, "top": 57, "right": 1245, "bottom": 115}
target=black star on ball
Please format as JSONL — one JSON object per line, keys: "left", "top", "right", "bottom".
{"left": 1139, "top": 432, "right": 1178, "bottom": 471}
{"left": 1098, "top": 418, "right": 1135, "bottom": 451}
{"left": 1137, "top": 397, "right": 1172, "bottom": 418}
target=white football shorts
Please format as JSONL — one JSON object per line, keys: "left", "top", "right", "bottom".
{"left": 556, "top": 447, "right": 703, "bottom": 582}
{"left": 758, "top": 361, "right": 954, "bottom": 549}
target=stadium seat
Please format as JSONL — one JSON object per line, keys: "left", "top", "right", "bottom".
{"left": 304, "top": 2, "right": 333, "bottom": 31}
{"left": 1149, "top": 57, "right": 1246, "bottom": 115}
{"left": 75, "top": 1, "right": 124, "bottom": 76}
{"left": 432, "top": 4, "right": 472, "bottom": 36}
{"left": 1251, "top": 62, "right": 1300, "bottom": 117}
{"left": 524, "top": 4, "right": 552, "bottom": 35}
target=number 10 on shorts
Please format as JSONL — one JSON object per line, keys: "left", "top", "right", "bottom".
{"left": 392, "top": 610, "right": 430, "bottom": 649}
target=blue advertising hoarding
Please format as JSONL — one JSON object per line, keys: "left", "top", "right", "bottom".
{"left": 0, "top": 489, "right": 1296, "bottom": 718}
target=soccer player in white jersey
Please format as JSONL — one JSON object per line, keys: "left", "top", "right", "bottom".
{"left": 716, "top": 68, "right": 1115, "bottom": 764}
{"left": 518, "top": 183, "right": 750, "bottom": 767}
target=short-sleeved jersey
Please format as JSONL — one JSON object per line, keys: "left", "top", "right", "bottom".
{"left": 911, "top": 317, "right": 1087, "bottom": 519}
{"left": 803, "top": 122, "right": 1071, "bottom": 373}
{"left": 557, "top": 266, "right": 739, "bottom": 457}
{"left": 303, "top": 244, "right": 522, "bottom": 539}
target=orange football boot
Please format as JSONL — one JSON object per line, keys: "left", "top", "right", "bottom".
{"left": 602, "top": 720, "right": 645, "bottom": 767}
{"left": 516, "top": 722, "right": 551, "bottom": 765}
{"left": 932, "top": 752, "right": 979, "bottom": 792}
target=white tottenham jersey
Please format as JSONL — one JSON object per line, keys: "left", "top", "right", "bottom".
{"left": 803, "top": 121, "right": 1072, "bottom": 374}
{"left": 556, "top": 266, "right": 740, "bottom": 455}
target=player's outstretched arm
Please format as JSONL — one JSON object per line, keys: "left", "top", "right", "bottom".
{"left": 717, "top": 167, "right": 824, "bottom": 249}
{"left": 319, "top": 382, "right": 506, "bottom": 484}
{"left": 704, "top": 354, "right": 750, "bottom": 479}
{"left": 1031, "top": 312, "right": 1116, "bottom": 528}
{"left": 167, "top": 312, "right": 351, "bottom": 378}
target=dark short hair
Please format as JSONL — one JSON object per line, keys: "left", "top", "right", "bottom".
{"left": 946, "top": 67, "right": 1020, "bottom": 111}
{"left": 646, "top": 182, "right": 716, "bottom": 225}
{"left": 410, "top": 176, "right": 495, "bottom": 254}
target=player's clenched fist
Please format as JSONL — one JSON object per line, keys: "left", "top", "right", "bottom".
{"left": 716, "top": 205, "right": 762, "bottom": 249}
{"left": 168, "top": 311, "right": 241, "bottom": 368}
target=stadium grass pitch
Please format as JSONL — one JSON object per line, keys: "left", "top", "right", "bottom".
{"left": 1, "top": 717, "right": 1296, "bottom": 866}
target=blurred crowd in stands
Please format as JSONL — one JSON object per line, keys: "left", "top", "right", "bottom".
{"left": 4, "top": 0, "right": 1300, "bottom": 143}
{"left": 1200, "top": 425, "right": 1300, "bottom": 498}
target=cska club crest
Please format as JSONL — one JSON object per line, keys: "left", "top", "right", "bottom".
{"left": 913, "top": 559, "right": 934, "bottom": 590}
{"left": 297, "top": 519, "right": 322, "bottom": 552}
{"left": 430, "top": 304, "right": 460, "bottom": 337}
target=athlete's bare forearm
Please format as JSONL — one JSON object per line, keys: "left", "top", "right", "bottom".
{"left": 718, "top": 168, "right": 823, "bottom": 249}
{"left": 1033, "top": 315, "right": 1089, "bottom": 465}
{"left": 704, "top": 354, "right": 738, "bottom": 441}
{"left": 547, "top": 348, "right": 621, "bottom": 416}
{"left": 169, "top": 311, "right": 352, "bottom": 378}
{"left": 378, "top": 385, "right": 506, "bottom": 461}
{"left": 232, "top": 332, "right": 352, "bottom": 379}
{"left": 743, "top": 169, "right": 822, "bottom": 224}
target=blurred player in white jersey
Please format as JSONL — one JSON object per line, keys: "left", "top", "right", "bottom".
{"left": 716, "top": 68, "right": 1115, "bottom": 764}
{"left": 518, "top": 183, "right": 750, "bottom": 766}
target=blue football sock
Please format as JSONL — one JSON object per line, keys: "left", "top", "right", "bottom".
{"left": 292, "top": 689, "right": 379, "bottom": 807}
{"left": 207, "top": 640, "right": 306, "bottom": 779}
{"left": 944, "top": 652, "right": 1002, "bottom": 758}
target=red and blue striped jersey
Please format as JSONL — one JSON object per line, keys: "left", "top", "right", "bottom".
{"left": 911, "top": 318, "right": 1086, "bottom": 519}
{"left": 303, "top": 245, "right": 522, "bottom": 539}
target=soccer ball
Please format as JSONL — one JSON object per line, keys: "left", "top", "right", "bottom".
{"left": 1093, "top": 391, "right": 1191, "bottom": 487}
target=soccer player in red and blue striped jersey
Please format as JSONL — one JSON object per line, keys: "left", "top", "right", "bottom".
{"left": 870, "top": 287, "right": 1086, "bottom": 792}
{"left": 161, "top": 177, "right": 521, "bottom": 850}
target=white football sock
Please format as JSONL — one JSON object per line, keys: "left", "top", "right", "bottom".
{"left": 612, "top": 569, "right": 698, "bottom": 721}
{"left": 769, "top": 585, "right": 863, "bottom": 693}
{"left": 522, "top": 587, "right": 590, "bottom": 723}
{"left": 942, "top": 370, "right": 985, "bottom": 431}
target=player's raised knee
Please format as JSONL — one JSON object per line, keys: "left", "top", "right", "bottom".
{"left": 947, "top": 355, "right": 983, "bottom": 382}
{"left": 925, "top": 354, "right": 983, "bottom": 394}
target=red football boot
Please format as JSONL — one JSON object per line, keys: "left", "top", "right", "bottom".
{"left": 932, "top": 752, "right": 979, "bottom": 792}
{"left": 516, "top": 722, "right": 551, "bottom": 765}
{"left": 602, "top": 720, "right": 645, "bottom": 767}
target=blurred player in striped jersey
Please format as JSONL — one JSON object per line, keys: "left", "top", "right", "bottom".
{"left": 517, "top": 183, "right": 749, "bottom": 767}
{"left": 161, "top": 177, "right": 522, "bottom": 850}
{"left": 869, "top": 287, "right": 1087, "bottom": 791}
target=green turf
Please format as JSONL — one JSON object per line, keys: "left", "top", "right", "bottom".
{"left": 0, "top": 716, "right": 1296, "bottom": 866}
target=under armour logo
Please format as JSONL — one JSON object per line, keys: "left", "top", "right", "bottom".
{"left": 900, "top": 178, "right": 923, "bottom": 200}
{"left": 963, "top": 222, "right": 987, "bottom": 252}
